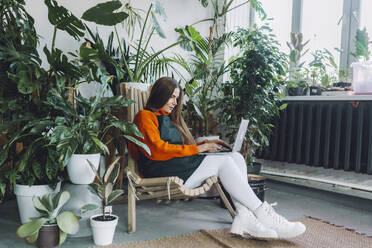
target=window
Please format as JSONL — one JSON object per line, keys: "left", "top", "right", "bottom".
{"left": 256, "top": 0, "right": 292, "bottom": 54}
{"left": 302, "top": 0, "right": 343, "bottom": 66}
{"left": 224, "top": 0, "right": 251, "bottom": 62}
{"left": 360, "top": 0, "right": 372, "bottom": 39}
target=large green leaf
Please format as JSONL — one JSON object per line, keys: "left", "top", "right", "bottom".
{"left": 45, "top": 0, "right": 85, "bottom": 39}
{"left": 59, "top": 230, "right": 67, "bottom": 246}
{"left": 124, "top": 135, "right": 151, "bottom": 156}
{"left": 25, "top": 230, "right": 39, "bottom": 244}
{"left": 107, "top": 189, "right": 124, "bottom": 205}
{"left": 32, "top": 196, "right": 50, "bottom": 214}
{"left": 103, "top": 157, "right": 121, "bottom": 184}
{"left": 16, "top": 218, "right": 47, "bottom": 238}
{"left": 56, "top": 211, "right": 79, "bottom": 235}
{"left": 82, "top": 0, "right": 129, "bottom": 26}
{"left": 52, "top": 191, "right": 70, "bottom": 217}
{"left": 86, "top": 160, "right": 102, "bottom": 184}
{"left": 104, "top": 183, "right": 113, "bottom": 205}
{"left": 151, "top": 13, "right": 165, "bottom": 39}
{"left": 80, "top": 204, "right": 99, "bottom": 214}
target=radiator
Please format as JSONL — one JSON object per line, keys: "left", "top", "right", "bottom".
{"left": 260, "top": 101, "right": 372, "bottom": 175}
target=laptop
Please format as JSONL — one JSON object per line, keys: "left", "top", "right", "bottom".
{"left": 200, "top": 119, "right": 249, "bottom": 155}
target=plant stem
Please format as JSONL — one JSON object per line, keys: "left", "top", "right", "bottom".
{"left": 134, "top": 4, "right": 152, "bottom": 81}
{"left": 51, "top": 26, "right": 57, "bottom": 51}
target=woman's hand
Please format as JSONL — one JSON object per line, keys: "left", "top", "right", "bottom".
{"left": 197, "top": 139, "right": 231, "bottom": 149}
{"left": 197, "top": 142, "right": 222, "bottom": 153}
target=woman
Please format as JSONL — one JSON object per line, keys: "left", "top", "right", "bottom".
{"left": 128, "top": 77, "right": 305, "bottom": 239}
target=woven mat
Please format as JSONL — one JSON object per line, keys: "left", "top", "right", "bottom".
{"left": 96, "top": 217, "right": 372, "bottom": 248}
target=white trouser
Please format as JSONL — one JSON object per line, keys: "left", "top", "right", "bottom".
{"left": 185, "top": 152, "right": 262, "bottom": 211}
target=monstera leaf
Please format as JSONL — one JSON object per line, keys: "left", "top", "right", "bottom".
{"left": 82, "top": 0, "right": 129, "bottom": 26}
{"left": 45, "top": 0, "right": 85, "bottom": 40}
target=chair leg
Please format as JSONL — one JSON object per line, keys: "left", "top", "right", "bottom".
{"left": 214, "top": 182, "right": 236, "bottom": 219}
{"left": 128, "top": 186, "right": 136, "bottom": 233}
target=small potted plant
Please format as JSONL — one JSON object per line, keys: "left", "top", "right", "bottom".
{"left": 308, "top": 49, "right": 338, "bottom": 95}
{"left": 286, "top": 32, "right": 310, "bottom": 96}
{"left": 16, "top": 191, "right": 80, "bottom": 248}
{"left": 81, "top": 157, "right": 123, "bottom": 246}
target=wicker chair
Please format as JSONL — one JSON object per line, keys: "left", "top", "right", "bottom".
{"left": 121, "top": 83, "right": 236, "bottom": 233}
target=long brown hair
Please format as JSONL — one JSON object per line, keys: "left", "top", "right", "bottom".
{"left": 146, "top": 77, "right": 196, "bottom": 145}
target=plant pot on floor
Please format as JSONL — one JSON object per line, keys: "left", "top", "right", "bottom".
{"left": 220, "top": 174, "right": 267, "bottom": 210}
{"left": 90, "top": 214, "right": 118, "bottom": 246}
{"left": 247, "top": 162, "right": 262, "bottom": 175}
{"left": 67, "top": 154, "right": 100, "bottom": 184}
{"left": 14, "top": 182, "right": 61, "bottom": 224}
{"left": 37, "top": 224, "right": 59, "bottom": 248}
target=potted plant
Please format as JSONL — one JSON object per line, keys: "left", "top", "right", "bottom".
{"left": 308, "top": 49, "right": 338, "bottom": 95}
{"left": 0, "top": 119, "right": 65, "bottom": 223}
{"left": 286, "top": 32, "right": 310, "bottom": 96}
{"left": 16, "top": 190, "right": 80, "bottom": 248}
{"left": 81, "top": 157, "right": 123, "bottom": 246}
{"left": 333, "top": 68, "right": 352, "bottom": 88}
{"left": 0, "top": 0, "right": 89, "bottom": 220}
{"left": 214, "top": 25, "right": 287, "bottom": 169}
{"left": 46, "top": 75, "right": 149, "bottom": 184}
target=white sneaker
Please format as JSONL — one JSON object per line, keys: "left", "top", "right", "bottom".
{"left": 230, "top": 203, "right": 278, "bottom": 239}
{"left": 253, "top": 201, "right": 306, "bottom": 239}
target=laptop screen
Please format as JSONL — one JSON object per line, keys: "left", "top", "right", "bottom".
{"left": 232, "top": 119, "right": 249, "bottom": 152}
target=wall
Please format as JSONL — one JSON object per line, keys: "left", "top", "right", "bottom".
{"left": 25, "top": 0, "right": 213, "bottom": 69}
{"left": 24, "top": 0, "right": 214, "bottom": 97}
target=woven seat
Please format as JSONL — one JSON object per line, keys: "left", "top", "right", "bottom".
{"left": 121, "top": 83, "right": 236, "bottom": 233}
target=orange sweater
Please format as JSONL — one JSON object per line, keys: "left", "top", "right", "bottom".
{"left": 128, "top": 109, "right": 199, "bottom": 161}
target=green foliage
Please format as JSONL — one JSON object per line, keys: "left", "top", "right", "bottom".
{"left": 81, "top": 0, "right": 129, "bottom": 26}
{"left": 82, "top": 0, "right": 177, "bottom": 83}
{"left": 174, "top": 25, "right": 234, "bottom": 136}
{"left": 286, "top": 32, "right": 309, "bottom": 86}
{"left": 16, "top": 191, "right": 79, "bottom": 246}
{"left": 352, "top": 28, "right": 371, "bottom": 61}
{"left": 308, "top": 49, "right": 338, "bottom": 87}
{"left": 44, "top": 0, "right": 85, "bottom": 40}
{"left": 46, "top": 75, "right": 150, "bottom": 166}
{"left": 81, "top": 157, "right": 123, "bottom": 220}
{"left": 214, "top": 25, "right": 287, "bottom": 160}
{"left": 76, "top": 26, "right": 131, "bottom": 95}
{"left": 0, "top": 0, "right": 70, "bottom": 202}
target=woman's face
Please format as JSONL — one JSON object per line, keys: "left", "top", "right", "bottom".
{"left": 162, "top": 87, "right": 180, "bottom": 114}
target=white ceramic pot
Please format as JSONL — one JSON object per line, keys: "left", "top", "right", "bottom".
{"left": 67, "top": 154, "right": 100, "bottom": 185}
{"left": 90, "top": 214, "right": 118, "bottom": 246}
{"left": 14, "top": 182, "right": 61, "bottom": 224}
